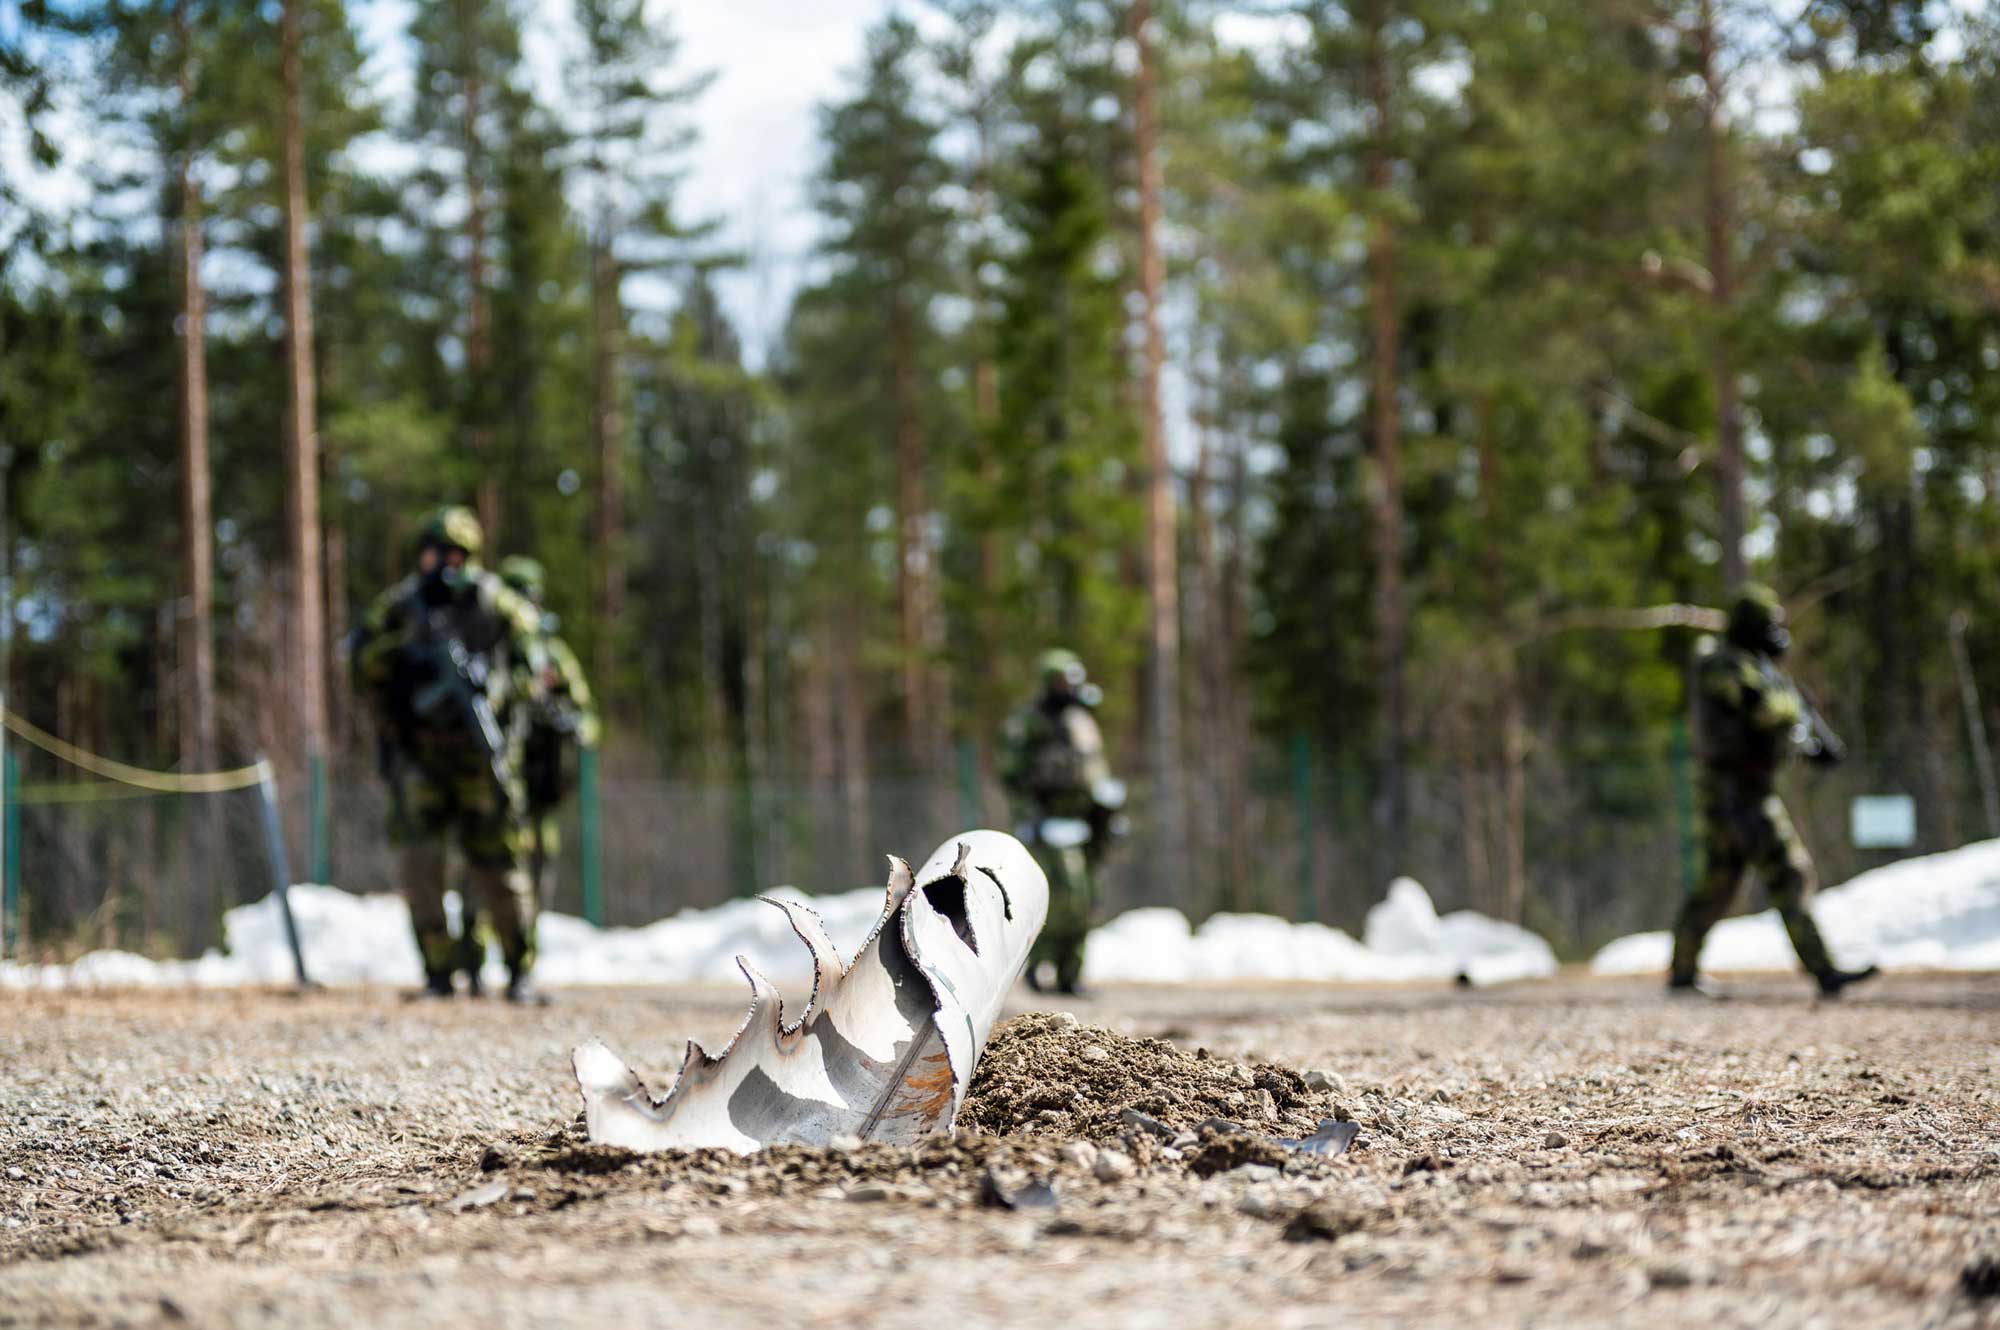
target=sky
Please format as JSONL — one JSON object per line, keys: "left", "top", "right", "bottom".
{"left": 350, "top": 0, "right": 903, "bottom": 360}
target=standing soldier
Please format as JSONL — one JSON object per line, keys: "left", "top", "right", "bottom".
{"left": 1000, "top": 649, "right": 1126, "bottom": 993}
{"left": 497, "top": 556, "right": 600, "bottom": 910}
{"left": 351, "top": 506, "right": 549, "bottom": 1003}
{"left": 1671, "top": 584, "right": 1880, "bottom": 998}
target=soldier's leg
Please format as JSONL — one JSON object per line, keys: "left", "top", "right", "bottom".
{"left": 460, "top": 771, "right": 537, "bottom": 987}
{"left": 1670, "top": 801, "right": 1748, "bottom": 984}
{"left": 390, "top": 769, "right": 458, "bottom": 991}
{"left": 1751, "top": 796, "right": 1834, "bottom": 978}
{"left": 400, "top": 845, "right": 456, "bottom": 990}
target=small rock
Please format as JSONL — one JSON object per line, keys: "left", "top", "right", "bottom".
{"left": 477, "top": 1144, "right": 512, "bottom": 1173}
{"left": 681, "top": 1215, "right": 721, "bottom": 1237}
{"left": 1052, "top": 1012, "right": 1079, "bottom": 1027}
{"left": 1430, "top": 1088, "right": 1452, "bottom": 1104}
{"left": 1235, "top": 1164, "right": 1281, "bottom": 1183}
{"left": 1963, "top": 1255, "right": 2000, "bottom": 1300}
{"left": 444, "top": 1180, "right": 508, "bottom": 1213}
{"left": 1646, "top": 1261, "right": 1708, "bottom": 1290}
{"left": 1094, "top": 1149, "right": 1135, "bottom": 1182}
{"left": 1081, "top": 1044, "right": 1110, "bottom": 1063}
{"left": 1543, "top": 1132, "right": 1569, "bottom": 1150}
{"left": 1236, "top": 1188, "right": 1283, "bottom": 1219}
{"left": 1302, "top": 1070, "right": 1344, "bottom": 1093}
{"left": 1058, "top": 1140, "right": 1098, "bottom": 1169}
{"left": 1283, "top": 1200, "right": 1367, "bottom": 1243}
{"left": 1170, "top": 1130, "right": 1200, "bottom": 1150}
{"left": 844, "top": 1183, "right": 894, "bottom": 1203}
{"left": 5, "top": 1168, "right": 24, "bottom": 1181}
{"left": 827, "top": 1132, "right": 863, "bottom": 1154}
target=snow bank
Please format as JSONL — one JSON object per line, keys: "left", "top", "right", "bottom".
{"left": 0, "top": 884, "right": 891, "bottom": 993}
{"left": 1083, "top": 877, "right": 1557, "bottom": 986}
{"left": 3, "top": 874, "right": 1558, "bottom": 992}
{"left": 1591, "top": 837, "right": 2000, "bottom": 975}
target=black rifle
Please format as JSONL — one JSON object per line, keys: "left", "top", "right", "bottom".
{"left": 1761, "top": 657, "right": 1845, "bottom": 767}
{"left": 404, "top": 598, "right": 514, "bottom": 800}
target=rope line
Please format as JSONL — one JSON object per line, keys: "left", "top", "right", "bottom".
{"left": 13, "top": 781, "right": 183, "bottom": 806}
{"left": 0, "top": 706, "right": 268, "bottom": 794}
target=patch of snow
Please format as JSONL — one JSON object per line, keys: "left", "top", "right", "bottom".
{"left": 2, "top": 872, "right": 1561, "bottom": 992}
{"left": 1591, "top": 837, "right": 2000, "bottom": 975}
{"left": 1085, "top": 877, "right": 1555, "bottom": 986}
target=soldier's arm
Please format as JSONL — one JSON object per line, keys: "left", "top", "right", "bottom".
{"left": 997, "top": 712, "right": 1029, "bottom": 795}
{"left": 488, "top": 580, "right": 550, "bottom": 700}
{"left": 1063, "top": 707, "right": 1114, "bottom": 789}
{"left": 351, "top": 583, "right": 410, "bottom": 696}
{"left": 549, "top": 636, "right": 602, "bottom": 747}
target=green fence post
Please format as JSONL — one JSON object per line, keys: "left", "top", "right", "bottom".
{"left": 579, "top": 746, "right": 603, "bottom": 926}
{"left": 3, "top": 749, "right": 19, "bottom": 957}
{"left": 1671, "top": 717, "right": 1697, "bottom": 893}
{"left": 308, "top": 751, "right": 330, "bottom": 884}
{"left": 1289, "top": 733, "right": 1317, "bottom": 922}
{"left": 253, "top": 758, "right": 312, "bottom": 987}
{"left": 956, "top": 737, "right": 980, "bottom": 830}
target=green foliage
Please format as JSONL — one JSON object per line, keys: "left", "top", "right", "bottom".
{"left": 9, "top": 0, "right": 2000, "bottom": 948}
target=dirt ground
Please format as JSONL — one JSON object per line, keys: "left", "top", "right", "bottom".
{"left": 3, "top": 973, "right": 1997, "bottom": 1330}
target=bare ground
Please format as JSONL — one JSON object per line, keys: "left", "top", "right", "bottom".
{"left": 3, "top": 973, "right": 1998, "bottom": 1329}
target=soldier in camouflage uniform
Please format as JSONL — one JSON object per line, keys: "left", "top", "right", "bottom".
{"left": 497, "top": 556, "right": 600, "bottom": 909}
{"left": 1671, "top": 584, "right": 1880, "bottom": 998}
{"left": 350, "top": 506, "right": 549, "bottom": 1003}
{"left": 1000, "top": 649, "right": 1125, "bottom": 994}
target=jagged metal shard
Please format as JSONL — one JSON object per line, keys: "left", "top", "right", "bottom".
{"left": 572, "top": 829, "right": 1048, "bottom": 1154}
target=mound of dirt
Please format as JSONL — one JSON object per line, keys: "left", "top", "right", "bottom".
{"left": 958, "top": 1011, "right": 1332, "bottom": 1142}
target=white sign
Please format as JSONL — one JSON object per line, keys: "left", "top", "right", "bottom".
{"left": 1850, "top": 795, "right": 1916, "bottom": 849}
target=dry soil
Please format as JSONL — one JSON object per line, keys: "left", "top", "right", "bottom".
{"left": 2, "top": 973, "right": 1997, "bottom": 1329}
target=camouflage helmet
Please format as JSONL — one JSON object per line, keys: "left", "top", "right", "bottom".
{"left": 417, "top": 505, "right": 483, "bottom": 560}
{"left": 498, "top": 555, "right": 546, "bottom": 604}
{"left": 1726, "top": 583, "right": 1789, "bottom": 656}
{"left": 1036, "top": 648, "right": 1087, "bottom": 690}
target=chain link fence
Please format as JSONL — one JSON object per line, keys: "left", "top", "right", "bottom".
{"left": 5, "top": 735, "right": 1993, "bottom": 964}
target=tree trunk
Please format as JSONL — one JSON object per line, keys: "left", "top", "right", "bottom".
{"left": 592, "top": 240, "right": 624, "bottom": 696}
{"left": 1132, "top": 0, "right": 1184, "bottom": 900}
{"left": 459, "top": 0, "right": 497, "bottom": 539}
{"left": 969, "top": 95, "right": 1003, "bottom": 739}
{"left": 1477, "top": 395, "right": 1526, "bottom": 922}
{"left": 174, "top": 0, "right": 218, "bottom": 943}
{"left": 1699, "top": 0, "right": 1744, "bottom": 588}
{"left": 889, "top": 286, "right": 932, "bottom": 760}
{"left": 1364, "top": 10, "right": 1408, "bottom": 877}
{"left": 281, "top": 0, "right": 329, "bottom": 778}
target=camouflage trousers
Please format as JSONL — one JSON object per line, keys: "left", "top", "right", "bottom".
{"left": 1029, "top": 843, "right": 1096, "bottom": 994}
{"left": 388, "top": 748, "right": 536, "bottom": 980}
{"left": 1670, "top": 786, "right": 1832, "bottom": 982}
{"left": 523, "top": 805, "right": 562, "bottom": 910}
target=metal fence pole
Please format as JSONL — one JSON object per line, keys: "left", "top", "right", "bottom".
{"left": 308, "top": 751, "right": 330, "bottom": 883}
{"left": 956, "top": 737, "right": 980, "bottom": 830}
{"left": 580, "top": 746, "right": 603, "bottom": 926}
{"left": 254, "top": 757, "right": 312, "bottom": 987}
{"left": 2, "top": 749, "right": 18, "bottom": 957}
{"left": 1671, "top": 718, "right": 1698, "bottom": 893}
{"left": 1948, "top": 610, "right": 2000, "bottom": 838}
{"left": 1289, "top": 733, "right": 1317, "bottom": 922}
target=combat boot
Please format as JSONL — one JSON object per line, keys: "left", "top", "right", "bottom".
{"left": 1666, "top": 974, "right": 1725, "bottom": 999}
{"left": 1815, "top": 964, "right": 1880, "bottom": 998}
{"left": 506, "top": 971, "right": 551, "bottom": 1006}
